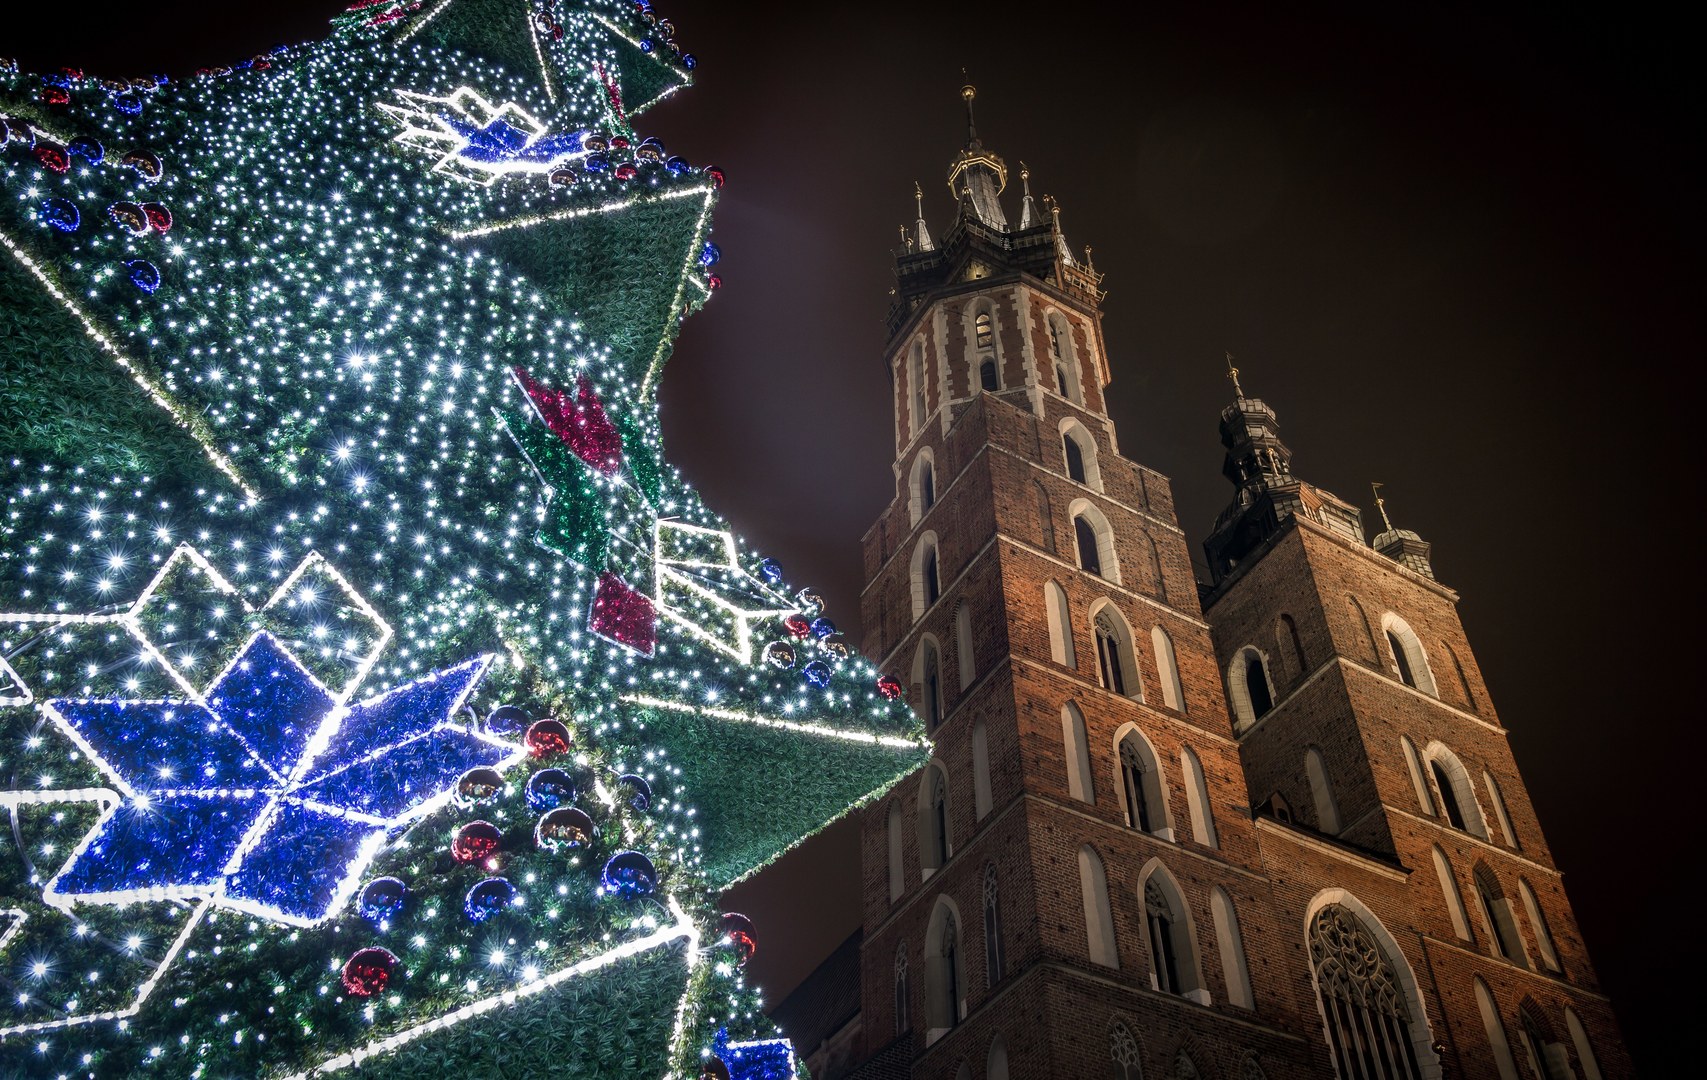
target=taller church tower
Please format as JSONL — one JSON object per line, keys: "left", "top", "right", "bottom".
{"left": 780, "top": 89, "right": 1631, "bottom": 1080}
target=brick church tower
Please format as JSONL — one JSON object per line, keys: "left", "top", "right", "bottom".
{"left": 773, "top": 89, "right": 1631, "bottom": 1080}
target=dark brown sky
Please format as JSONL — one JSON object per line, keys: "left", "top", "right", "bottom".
{"left": 14, "top": 1, "right": 1699, "bottom": 1071}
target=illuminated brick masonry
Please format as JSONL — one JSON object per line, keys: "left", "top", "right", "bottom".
{"left": 777, "top": 86, "right": 1633, "bottom": 1080}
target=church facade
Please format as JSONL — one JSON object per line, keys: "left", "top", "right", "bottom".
{"left": 771, "top": 88, "right": 1631, "bottom": 1080}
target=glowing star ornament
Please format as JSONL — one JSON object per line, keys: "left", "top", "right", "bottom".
{"left": 653, "top": 521, "right": 796, "bottom": 663}
{"left": 41, "top": 632, "right": 513, "bottom": 924}
{"left": 379, "top": 87, "right": 588, "bottom": 185}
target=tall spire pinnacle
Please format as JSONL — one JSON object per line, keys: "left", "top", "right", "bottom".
{"left": 1018, "top": 162, "right": 1038, "bottom": 229}
{"left": 913, "top": 180, "right": 934, "bottom": 252}
{"left": 1226, "top": 351, "right": 1245, "bottom": 399}
{"left": 1371, "top": 482, "right": 1394, "bottom": 532}
{"left": 961, "top": 80, "right": 978, "bottom": 147}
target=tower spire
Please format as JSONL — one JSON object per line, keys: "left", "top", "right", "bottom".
{"left": 1368, "top": 482, "right": 1436, "bottom": 579}
{"left": 1019, "top": 163, "right": 1038, "bottom": 229}
{"left": 913, "top": 181, "right": 935, "bottom": 252}
{"left": 1226, "top": 351, "right": 1245, "bottom": 400}
{"left": 961, "top": 79, "right": 978, "bottom": 147}
{"left": 1371, "top": 482, "right": 1394, "bottom": 532}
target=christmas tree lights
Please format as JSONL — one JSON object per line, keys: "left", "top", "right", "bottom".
{"left": 0, "top": 1, "right": 926, "bottom": 1075}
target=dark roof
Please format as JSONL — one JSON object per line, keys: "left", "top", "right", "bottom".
{"left": 770, "top": 929, "right": 863, "bottom": 1056}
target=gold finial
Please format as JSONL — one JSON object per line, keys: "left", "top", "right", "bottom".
{"left": 1371, "top": 483, "right": 1394, "bottom": 532}
{"left": 1020, "top": 160, "right": 1029, "bottom": 182}
{"left": 1225, "top": 351, "right": 1244, "bottom": 399}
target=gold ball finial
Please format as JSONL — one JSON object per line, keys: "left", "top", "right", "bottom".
{"left": 961, "top": 84, "right": 976, "bottom": 103}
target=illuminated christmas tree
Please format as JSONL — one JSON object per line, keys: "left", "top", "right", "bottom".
{"left": 0, "top": 3, "right": 924, "bottom": 1076}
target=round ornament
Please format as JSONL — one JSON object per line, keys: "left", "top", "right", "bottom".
{"left": 340, "top": 947, "right": 398, "bottom": 997}
{"left": 802, "top": 660, "right": 832, "bottom": 689}
{"left": 108, "top": 202, "right": 149, "bottom": 234}
{"left": 601, "top": 851, "right": 656, "bottom": 899}
{"left": 616, "top": 773, "right": 652, "bottom": 812}
{"left": 583, "top": 152, "right": 610, "bottom": 173}
{"left": 548, "top": 166, "right": 579, "bottom": 188}
{"left": 682, "top": 53, "right": 697, "bottom": 70}
{"left": 535, "top": 806, "right": 594, "bottom": 851}
{"left": 782, "top": 615, "right": 811, "bottom": 639}
{"left": 451, "top": 820, "right": 502, "bottom": 864}
{"left": 126, "top": 260, "right": 161, "bottom": 294}
{"left": 610, "top": 135, "right": 631, "bottom": 150}
{"left": 703, "top": 165, "right": 726, "bottom": 188}
{"left": 665, "top": 155, "right": 691, "bottom": 176}
{"left": 582, "top": 131, "right": 609, "bottom": 152}
{"left": 525, "top": 767, "right": 577, "bottom": 812}
{"left": 706, "top": 274, "right": 723, "bottom": 290}
{"left": 720, "top": 912, "right": 757, "bottom": 965}
{"left": 357, "top": 876, "right": 407, "bottom": 923}
{"left": 757, "top": 558, "right": 783, "bottom": 584}
{"left": 614, "top": 163, "right": 638, "bottom": 181}
{"left": 113, "top": 93, "right": 143, "bottom": 116}
{"left": 67, "top": 137, "right": 103, "bottom": 163}
{"left": 141, "top": 202, "right": 172, "bottom": 232}
{"left": 0, "top": 118, "right": 28, "bottom": 146}
{"left": 639, "top": 38, "right": 654, "bottom": 52}
{"left": 699, "top": 242, "right": 721, "bottom": 267}
{"left": 463, "top": 876, "right": 516, "bottom": 923}
{"left": 42, "top": 87, "right": 70, "bottom": 107}
{"left": 810, "top": 617, "right": 837, "bottom": 639}
{"left": 699, "top": 1058, "right": 731, "bottom": 1080}
{"left": 525, "top": 718, "right": 572, "bottom": 758}
{"left": 456, "top": 766, "right": 505, "bottom": 806}
{"left": 795, "top": 588, "right": 825, "bottom": 613}
{"left": 762, "top": 641, "right": 795, "bottom": 669}
{"left": 122, "top": 148, "right": 163, "bottom": 181}
{"left": 635, "top": 138, "right": 664, "bottom": 162}
{"left": 485, "top": 703, "right": 530, "bottom": 736}
{"left": 39, "top": 198, "right": 79, "bottom": 232}
{"left": 876, "top": 674, "right": 903, "bottom": 701}
{"left": 33, "top": 141, "right": 70, "bottom": 173}
{"left": 824, "top": 640, "right": 851, "bottom": 660}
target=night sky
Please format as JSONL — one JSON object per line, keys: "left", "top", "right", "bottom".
{"left": 11, "top": 2, "right": 1697, "bottom": 1070}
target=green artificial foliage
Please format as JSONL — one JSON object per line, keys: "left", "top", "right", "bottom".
{"left": 0, "top": 3, "right": 927, "bottom": 1076}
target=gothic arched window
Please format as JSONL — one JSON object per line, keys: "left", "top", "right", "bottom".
{"left": 910, "top": 342, "right": 928, "bottom": 436}
{"left": 1306, "top": 746, "right": 1342, "bottom": 835}
{"left": 1064, "top": 432, "right": 1088, "bottom": 484}
{"left": 1095, "top": 608, "right": 1138, "bottom": 698}
{"left": 980, "top": 358, "right": 999, "bottom": 391}
{"left": 983, "top": 866, "right": 1005, "bottom": 987}
{"left": 924, "top": 546, "right": 941, "bottom": 605}
{"left": 1308, "top": 904, "right": 1427, "bottom": 1079}
{"left": 936, "top": 910, "right": 962, "bottom": 1031}
{"left": 894, "top": 944, "right": 910, "bottom": 1036}
{"left": 1245, "top": 653, "right": 1273, "bottom": 717}
{"left": 1144, "top": 880, "right": 1184, "bottom": 995}
{"left": 932, "top": 769, "right": 951, "bottom": 868}
{"left": 1045, "top": 580, "right": 1075, "bottom": 668}
{"left": 919, "top": 458, "right": 935, "bottom": 513}
{"left": 1109, "top": 1020, "right": 1142, "bottom": 1080}
{"left": 1474, "top": 866, "right": 1525, "bottom": 966}
{"left": 1152, "top": 626, "right": 1184, "bottom": 711}
{"left": 1075, "top": 515, "right": 1102, "bottom": 576}
{"left": 975, "top": 310, "right": 994, "bottom": 351}
{"left": 918, "top": 763, "right": 952, "bottom": 877}
{"left": 1431, "top": 759, "right": 1466, "bottom": 831}
{"left": 1120, "top": 734, "right": 1165, "bottom": 834}
{"left": 917, "top": 637, "right": 943, "bottom": 732}
{"left": 1380, "top": 613, "right": 1437, "bottom": 696}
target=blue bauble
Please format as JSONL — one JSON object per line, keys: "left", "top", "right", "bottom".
{"left": 358, "top": 876, "right": 407, "bottom": 924}
{"left": 758, "top": 558, "right": 783, "bottom": 585}
{"left": 525, "top": 767, "right": 577, "bottom": 812}
{"left": 682, "top": 54, "right": 697, "bottom": 70}
{"left": 802, "top": 660, "right": 832, "bottom": 689}
{"left": 126, "top": 260, "right": 160, "bottom": 294}
{"left": 665, "top": 155, "right": 692, "bottom": 176}
{"left": 67, "top": 137, "right": 103, "bottom": 163}
{"left": 810, "top": 617, "right": 837, "bottom": 639}
{"left": 700, "top": 242, "right": 721, "bottom": 267}
{"left": 113, "top": 94, "right": 142, "bottom": 116}
{"left": 616, "top": 773, "right": 652, "bottom": 812}
{"left": 601, "top": 851, "right": 656, "bottom": 899}
{"left": 463, "top": 877, "right": 516, "bottom": 923}
{"left": 485, "top": 704, "right": 530, "bottom": 736}
{"left": 38, "top": 198, "right": 79, "bottom": 232}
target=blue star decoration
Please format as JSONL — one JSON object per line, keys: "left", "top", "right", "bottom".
{"left": 39, "top": 631, "right": 517, "bottom": 925}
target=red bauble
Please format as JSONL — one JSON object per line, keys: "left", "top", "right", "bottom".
{"left": 524, "top": 718, "right": 572, "bottom": 759}
{"left": 614, "top": 163, "right": 638, "bottom": 181}
{"left": 703, "top": 165, "right": 725, "bottom": 188}
{"left": 451, "top": 820, "right": 502, "bottom": 864}
{"left": 720, "top": 912, "right": 757, "bottom": 965}
{"left": 341, "top": 947, "right": 398, "bottom": 997}
{"left": 783, "top": 615, "right": 811, "bottom": 640}
{"left": 876, "top": 674, "right": 903, "bottom": 701}
{"left": 42, "top": 87, "right": 70, "bottom": 107}
{"left": 34, "top": 142, "right": 70, "bottom": 173}
{"left": 141, "top": 202, "right": 172, "bottom": 232}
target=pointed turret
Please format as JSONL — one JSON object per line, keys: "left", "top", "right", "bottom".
{"left": 1203, "top": 359, "right": 1366, "bottom": 584}
{"left": 1370, "top": 484, "right": 1436, "bottom": 579}
{"left": 913, "top": 181, "right": 935, "bottom": 252}
{"left": 1018, "top": 164, "right": 1039, "bottom": 229}
{"left": 946, "top": 85, "right": 1009, "bottom": 230}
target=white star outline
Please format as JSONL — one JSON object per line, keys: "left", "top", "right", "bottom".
{"left": 378, "top": 86, "right": 587, "bottom": 186}
{"left": 652, "top": 520, "right": 798, "bottom": 665}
